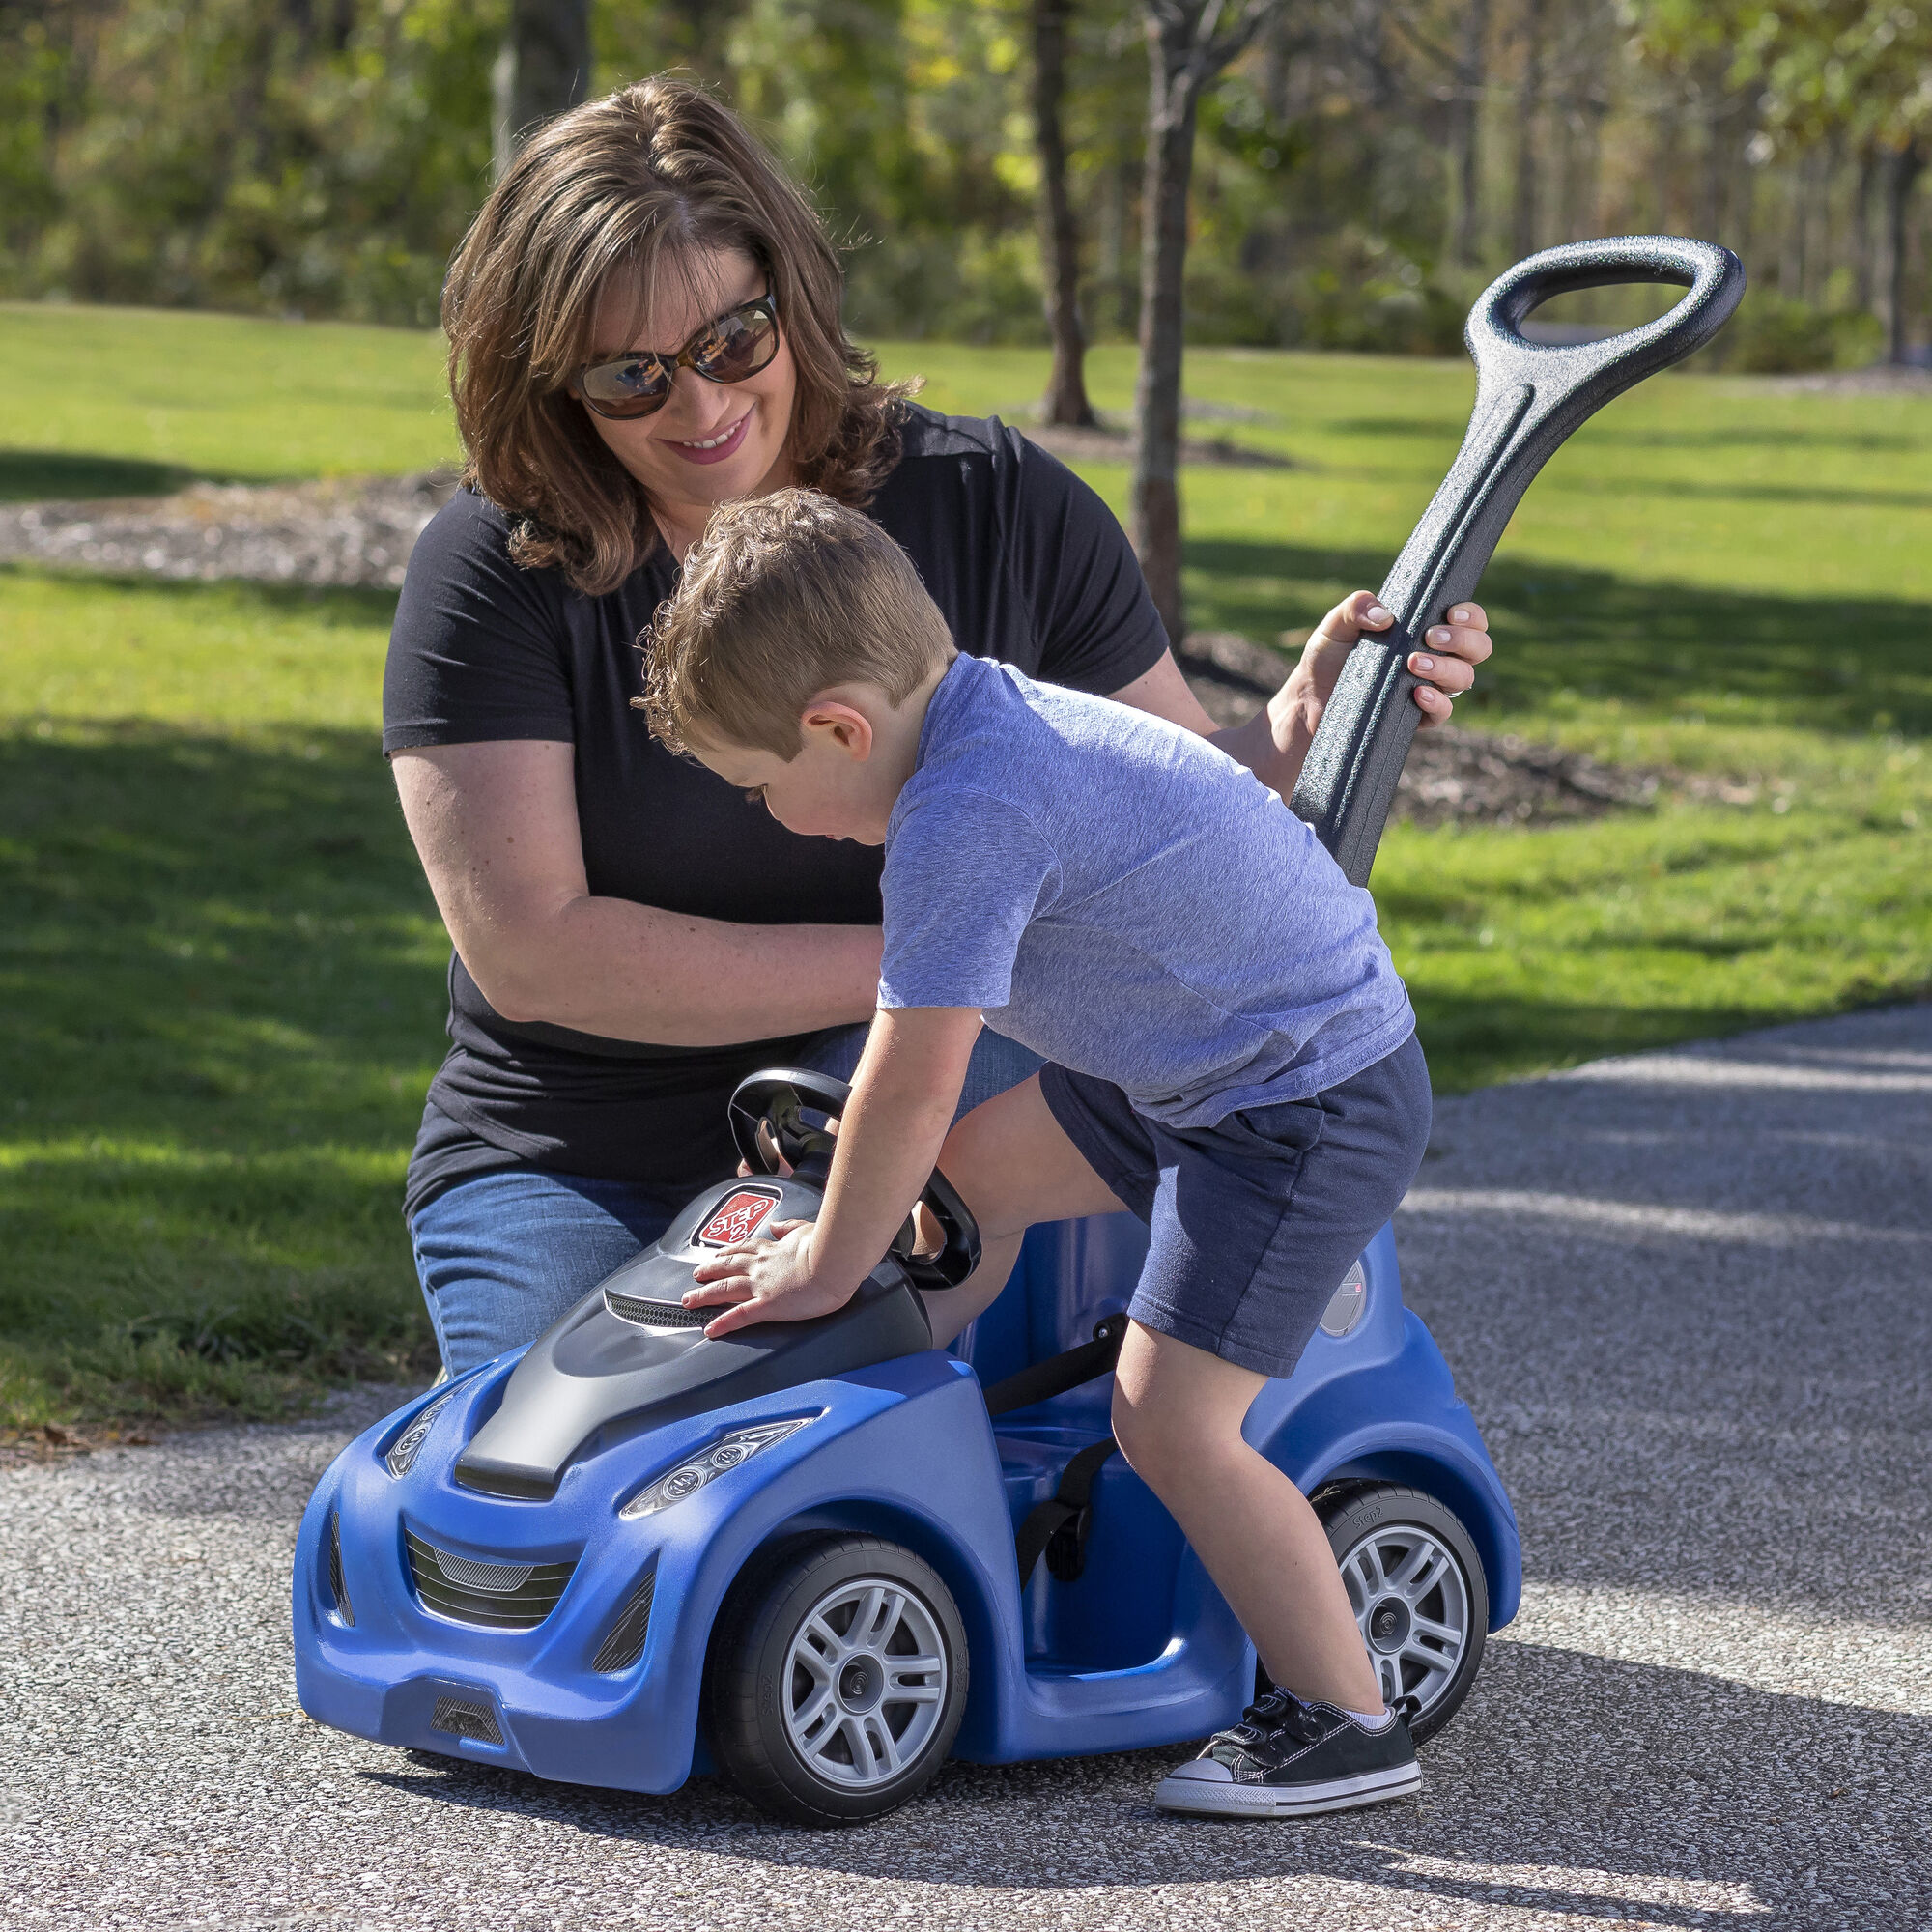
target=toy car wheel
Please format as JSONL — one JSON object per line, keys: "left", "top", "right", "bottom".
{"left": 1318, "top": 1483, "right": 1489, "bottom": 1745}
{"left": 704, "top": 1534, "right": 969, "bottom": 1826}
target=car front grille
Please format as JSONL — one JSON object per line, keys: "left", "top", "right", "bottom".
{"left": 405, "top": 1530, "right": 576, "bottom": 1629}
{"left": 327, "top": 1512, "right": 354, "bottom": 1626}
{"left": 591, "top": 1568, "right": 657, "bottom": 1673}
{"left": 605, "top": 1289, "right": 710, "bottom": 1329}
{"left": 431, "top": 1695, "right": 503, "bottom": 1746}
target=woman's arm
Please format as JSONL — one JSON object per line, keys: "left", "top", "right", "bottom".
{"left": 391, "top": 740, "right": 882, "bottom": 1045}
{"left": 1110, "top": 593, "right": 1493, "bottom": 800}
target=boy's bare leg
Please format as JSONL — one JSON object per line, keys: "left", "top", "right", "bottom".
{"left": 928, "top": 1078, "right": 1385, "bottom": 1713}
{"left": 1112, "top": 1322, "right": 1383, "bottom": 1713}
{"left": 921, "top": 1073, "right": 1128, "bottom": 1349}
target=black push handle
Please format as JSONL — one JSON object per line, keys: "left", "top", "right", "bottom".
{"left": 726, "top": 1068, "right": 982, "bottom": 1290}
{"left": 1290, "top": 236, "right": 1746, "bottom": 885}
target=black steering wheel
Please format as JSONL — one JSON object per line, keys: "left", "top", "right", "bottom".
{"left": 725, "top": 1069, "right": 982, "bottom": 1291}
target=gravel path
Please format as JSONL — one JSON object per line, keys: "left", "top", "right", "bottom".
{"left": 3, "top": 1004, "right": 1927, "bottom": 1931}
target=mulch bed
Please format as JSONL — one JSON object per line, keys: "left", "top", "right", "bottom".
{"left": 0, "top": 469, "right": 461, "bottom": 589}
{"left": 1178, "top": 627, "right": 1695, "bottom": 827}
{"left": 0, "top": 1422, "right": 158, "bottom": 1468}
{"left": 4, "top": 469, "right": 1711, "bottom": 826}
{"left": 1018, "top": 420, "right": 1301, "bottom": 469}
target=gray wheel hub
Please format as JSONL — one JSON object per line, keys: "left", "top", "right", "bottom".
{"left": 781, "top": 1578, "right": 949, "bottom": 1790}
{"left": 1337, "top": 1521, "right": 1472, "bottom": 1714}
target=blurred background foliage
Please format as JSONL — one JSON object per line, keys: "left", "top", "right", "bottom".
{"left": 0, "top": 0, "right": 1924, "bottom": 366}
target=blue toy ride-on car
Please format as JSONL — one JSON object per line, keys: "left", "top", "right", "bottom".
{"left": 296, "top": 1066, "right": 1517, "bottom": 1823}
{"left": 294, "top": 238, "right": 1743, "bottom": 1825}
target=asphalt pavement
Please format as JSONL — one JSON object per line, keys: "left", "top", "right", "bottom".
{"left": 3, "top": 1004, "right": 1928, "bottom": 1931}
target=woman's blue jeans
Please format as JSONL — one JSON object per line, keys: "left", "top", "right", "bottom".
{"left": 409, "top": 1026, "right": 1041, "bottom": 1375}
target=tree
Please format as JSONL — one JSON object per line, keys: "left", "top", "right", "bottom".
{"left": 493, "top": 0, "right": 593, "bottom": 179}
{"left": 1877, "top": 140, "right": 1926, "bottom": 361}
{"left": 1034, "top": 0, "right": 1098, "bottom": 425}
{"left": 1442, "top": 0, "right": 1492, "bottom": 269}
{"left": 1739, "top": 0, "right": 1932, "bottom": 362}
{"left": 1131, "top": 0, "right": 1278, "bottom": 643}
{"left": 1511, "top": 0, "right": 1547, "bottom": 260}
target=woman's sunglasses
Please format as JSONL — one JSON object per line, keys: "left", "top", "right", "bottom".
{"left": 571, "top": 292, "right": 781, "bottom": 421}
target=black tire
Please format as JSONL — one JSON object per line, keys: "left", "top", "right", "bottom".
{"left": 703, "top": 1534, "right": 969, "bottom": 1826}
{"left": 1316, "top": 1482, "right": 1490, "bottom": 1745}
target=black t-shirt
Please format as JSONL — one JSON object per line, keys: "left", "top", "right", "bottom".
{"left": 383, "top": 406, "right": 1169, "bottom": 1215}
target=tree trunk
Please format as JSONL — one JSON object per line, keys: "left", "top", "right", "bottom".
{"left": 1131, "top": 15, "right": 1204, "bottom": 645}
{"left": 1442, "top": 0, "right": 1491, "bottom": 270}
{"left": 1035, "top": 0, "right": 1096, "bottom": 427}
{"left": 1260, "top": 8, "right": 1292, "bottom": 122}
{"left": 1879, "top": 139, "right": 1925, "bottom": 364}
{"left": 1511, "top": 0, "right": 1545, "bottom": 262}
{"left": 1852, "top": 147, "right": 1877, "bottom": 313}
{"left": 1693, "top": 64, "right": 1729, "bottom": 248}
{"left": 1097, "top": 155, "right": 1132, "bottom": 335}
{"left": 493, "top": 0, "right": 593, "bottom": 179}
{"left": 1130, "top": 0, "right": 1276, "bottom": 643}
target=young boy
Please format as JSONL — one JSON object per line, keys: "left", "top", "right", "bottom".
{"left": 645, "top": 488, "right": 1438, "bottom": 1818}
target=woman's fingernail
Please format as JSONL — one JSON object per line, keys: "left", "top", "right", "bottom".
{"left": 1450, "top": 607, "right": 1471, "bottom": 622}
{"left": 1367, "top": 604, "right": 1392, "bottom": 625}
{"left": 1413, "top": 655, "right": 1435, "bottom": 673}
{"left": 1428, "top": 626, "right": 1450, "bottom": 645}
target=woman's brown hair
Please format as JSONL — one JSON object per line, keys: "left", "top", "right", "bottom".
{"left": 442, "top": 76, "right": 909, "bottom": 597}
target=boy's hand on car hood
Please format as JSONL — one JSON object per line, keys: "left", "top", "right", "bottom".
{"left": 684, "top": 1220, "right": 862, "bottom": 1336}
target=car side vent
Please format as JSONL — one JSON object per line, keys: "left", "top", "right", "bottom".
{"left": 327, "top": 1512, "right": 354, "bottom": 1626}
{"left": 405, "top": 1530, "right": 576, "bottom": 1630}
{"left": 605, "top": 1289, "right": 710, "bottom": 1330}
{"left": 592, "top": 1568, "right": 657, "bottom": 1673}
{"left": 431, "top": 1695, "right": 503, "bottom": 1747}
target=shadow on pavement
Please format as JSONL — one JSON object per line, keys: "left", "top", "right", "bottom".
{"left": 357, "top": 1642, "right": 1925, "bottom": 1923}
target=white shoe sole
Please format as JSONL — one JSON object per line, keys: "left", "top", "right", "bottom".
{"left": 1153, "top": 1759, "right": 1421, "bottom": 1818}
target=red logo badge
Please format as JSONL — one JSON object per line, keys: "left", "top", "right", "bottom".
{"left": 696, "top": 1186, "right": 782, "bottom": 1248}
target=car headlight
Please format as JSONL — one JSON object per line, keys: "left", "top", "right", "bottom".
{"left": 618, "top": 1418, "right": 810, "bottom": 1520}
{"left": 384, "top": 1385, "right": 460, "bottom": 1479}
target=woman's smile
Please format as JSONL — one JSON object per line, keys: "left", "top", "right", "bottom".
{"left": 663, "top": 409, "right": 753, "bottom": 465}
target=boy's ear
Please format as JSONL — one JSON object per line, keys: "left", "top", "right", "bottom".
{"left": 799, "top": 698, "right": 874, "bottom": 761}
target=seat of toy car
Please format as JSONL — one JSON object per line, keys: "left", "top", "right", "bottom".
{"left": 954, "top": 1213, "right": 1190, "bottom": 1667}
{"left": 951, "top": 1212, "right": 1148, "bottom": 1428}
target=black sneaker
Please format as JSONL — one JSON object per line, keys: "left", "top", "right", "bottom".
{"left": 1153, "top": 1690, "right": 1420, "bottom": 1818}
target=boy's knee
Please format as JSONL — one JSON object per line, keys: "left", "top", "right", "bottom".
{"left": 1111, "top": 1347, "right": 1253, "bottom": 1487}
{"left": 1110, "top": 1383, "right": 1191, "bottom": 1486}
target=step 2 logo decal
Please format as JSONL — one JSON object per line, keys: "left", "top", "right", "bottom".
{"left": 696, "top": 1185, "right": 784, "bottom": 1249}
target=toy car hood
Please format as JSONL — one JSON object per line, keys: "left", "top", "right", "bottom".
{"left": 453, "top": 1173, "right": 931, "bottom": 1501}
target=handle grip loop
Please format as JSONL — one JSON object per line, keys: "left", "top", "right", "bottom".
{"left": 1290, "top": 235, "right": 1745, "bottom": 885}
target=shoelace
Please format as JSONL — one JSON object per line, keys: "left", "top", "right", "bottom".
{"left": 1233, "top": 1688, "right": 1421, "bottom": 1743}
{"left": 1227, "top": 1688, "right": 1326, "bottom": 1746}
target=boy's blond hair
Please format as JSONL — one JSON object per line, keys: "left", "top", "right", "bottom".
{"left": 639, "top": 488, "right": 955, "bottom": 757}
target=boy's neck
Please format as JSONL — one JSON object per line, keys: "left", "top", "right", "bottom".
{"left": 873, "top": 653, "right": 955, "bottom": 805}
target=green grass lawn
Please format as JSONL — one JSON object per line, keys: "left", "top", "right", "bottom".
{"left": 0, "top": 301, "right": 456, "bottom": 499}
{"left": 2, "top": 574, "right": 448, "bottom": 1427}
{"left": 3, "top": 303, "right": 1929, "bottom": 1427}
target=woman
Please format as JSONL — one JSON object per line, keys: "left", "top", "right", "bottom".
{"left": 384, "top": 76, "right": 1492, "bottom": 1374}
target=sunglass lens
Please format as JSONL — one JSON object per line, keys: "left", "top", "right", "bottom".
{"left": 693, "top": 308, "right": 778, "bottom": 383}
{"left": 582, "top": 355, "right": 670, "bottom": 418}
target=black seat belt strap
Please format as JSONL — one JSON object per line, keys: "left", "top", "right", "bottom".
{"left": 1013, "top": 1436, "right": 1119, "bottom": 1586}
{"left": 981, "top": 1313, "right": 1133, "bottom": 1588}
{"left": 980, "top": 1312, "right": 1128, "bottom": 1418}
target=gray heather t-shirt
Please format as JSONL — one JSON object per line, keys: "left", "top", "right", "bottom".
{"left": 878, "top": 653, "right": 1415, "bottom": 1127}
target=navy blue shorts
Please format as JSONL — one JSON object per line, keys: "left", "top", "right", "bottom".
{"left": 1038, "top": 1033, "right": 1433, "bottom": 1379}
